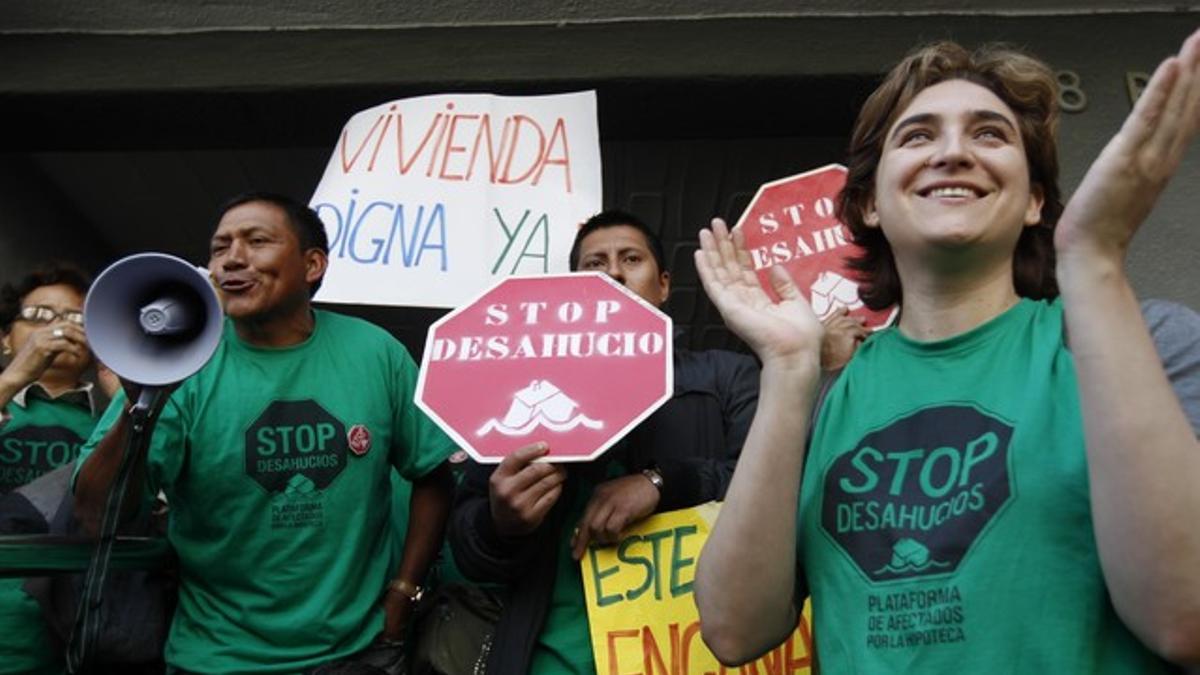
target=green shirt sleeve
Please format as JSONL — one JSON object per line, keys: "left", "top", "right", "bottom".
{"left": 388, "top": 339, "right": 454, "bottom": 481}
{"left": 74, "top": 387, "right": 191, "bottom": 498}
{"left": 72, "top": 393, "right": 125, "bottom": 491}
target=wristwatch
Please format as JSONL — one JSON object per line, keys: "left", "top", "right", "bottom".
{"left": 641, "top": 467, "right": 664, "bottom": 492}
{"left": 386, "top": 578, "right": 424, "bottom": 603}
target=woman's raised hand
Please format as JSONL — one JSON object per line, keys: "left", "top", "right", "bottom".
{"left": 695, "top": 218, "right": 824, "bottom": 369}
{"left": 1056, "top": 29, "right": 1200, "bottom": 270}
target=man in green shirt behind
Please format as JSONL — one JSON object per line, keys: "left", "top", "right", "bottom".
{"left": 75, "top": 192, "right": 455, "bottom": 673}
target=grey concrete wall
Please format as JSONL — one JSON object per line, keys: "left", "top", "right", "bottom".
{"left": 1, "top": 8, "right": 1197, "bottom": 308}
{"left": 2, "top": 0, "right": 1195, "bottom": 33}
{"left": 2, "top": 15, "right": 1197, "bottom": 94}
{"left": 1039, "top": 32, "right": 1200, "bottom": 311}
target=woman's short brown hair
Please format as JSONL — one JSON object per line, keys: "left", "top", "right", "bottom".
{"left": 838, "top": 41, "right": 1064, "bottom": 310}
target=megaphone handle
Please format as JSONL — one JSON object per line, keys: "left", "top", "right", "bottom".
{"left": 67, "top": 399, "right": 156, "bottom": 673}
{"left": 130, "top": 387, "right": 166, "bottom": 428}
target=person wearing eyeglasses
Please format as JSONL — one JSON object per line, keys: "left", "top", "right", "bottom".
{"left": 0, "top": 262, "right": 113, "bottom": 491}
{"left": 0, "top": 261, "right": 114, "bottom": 675}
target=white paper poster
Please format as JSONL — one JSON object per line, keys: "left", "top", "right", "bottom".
{"left": 310, "top": 91, "right": 602, "bottom": 307}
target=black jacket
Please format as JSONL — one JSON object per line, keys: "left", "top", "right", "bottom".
{"left": 448, "top": 347, "right": 759, "bottom": 674}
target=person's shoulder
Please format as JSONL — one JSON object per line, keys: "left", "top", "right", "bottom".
{"left": 315, "top": 309, "right": 397, "bottom": 344}
{"left": 850, "top": 325, "right": 893, "bottom": 356}
{"left": 313, "top": 309, "right": 417, "bottom": 363}
{"left": 1139, "top": 298, "right": 1200, "bottom": 355}
{"left": 1140, "top": 298, "right": 1199, "bottom": 330}
{"left": 314, "top": 308, "right": 380, "bottom": 332}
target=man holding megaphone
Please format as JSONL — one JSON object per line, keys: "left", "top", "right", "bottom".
{"left": 75, "top": 192, "right": 456, "bottom": 674}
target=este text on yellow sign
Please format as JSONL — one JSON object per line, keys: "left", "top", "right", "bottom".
{"left": 581, "top": 502, "right": 813, "bottom": 675}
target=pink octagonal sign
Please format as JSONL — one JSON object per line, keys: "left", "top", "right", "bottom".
{"left": 416, "top": 273, "right": 674, "bottom": 463}
{"left": 735, "top": 164, "right": 897, "bottom": 330}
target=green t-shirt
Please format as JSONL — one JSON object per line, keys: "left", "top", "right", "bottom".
{"left": 1, "top": 388, "right": 95, "bottom": 493}
{"left": 78, "top": 310, "right": 454, "bottom": 673}
{"left": 1, "top": 389, "right": 99, "bottom": 675}
{"left": 799, "top": 299, "right": 1171, "bottom": 672}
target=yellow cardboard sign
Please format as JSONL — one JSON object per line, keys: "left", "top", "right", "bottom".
{"left": 581, "top": 502, "right": 813, "bottom": 675}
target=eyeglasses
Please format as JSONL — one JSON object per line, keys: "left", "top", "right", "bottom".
{"left": 16, "top": 305, "right": 85, "bottom": 326}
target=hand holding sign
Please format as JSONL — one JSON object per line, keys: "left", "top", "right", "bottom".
{"left": 489, "top": 442, "right": 567, "bottom": 537}
{"left": 571, "top": 473, "right": 660, "bottom": 560}
{"left": 821, "top": 307, "right": 869, "bottom": 371}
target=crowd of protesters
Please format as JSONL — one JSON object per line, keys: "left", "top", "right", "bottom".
{"left": 2, "top": 29, "right": 1199, "bottom": 675}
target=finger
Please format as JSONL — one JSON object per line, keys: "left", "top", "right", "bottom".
{"left": 571, "top": 520, "right": 593, "bottom": 561}
{"left": 730, "top": 227, "right": 760, "bottom": 286}
{"left": 571, "top": 525, "right": 591, "bottom": 561}
{"left": 713, "top": 219, "right": 750, "bottom": 284}
{"left": 1180, "top": 30, "right": 1200, "bottom": 135}
{"left": 522, "top": 463, "right": 567, "bottom": 500}
{"left": 828, "top": 313, "right": 866, "bottom": 332}
{"left": 601, "top": 508, "right": 631, "bottom": 543}
{"left": 578, "top": 494, "right": 613, "bottom": 541}
{"left": 823, "top": 312, "right": 852, "bottom": 329}
{"left": 58, "top": 323, "right": 88, "bottom": 346}
{"left": 1149, "top": 56, "right": 1196, "bottom": 163}
{"left": 711, "top": 217, "right": 729, "bottom": 237}
{"left": 501, "top": 466, "right": 566, "bottom": 519}
{"left": 1123, "top": 56, "right": 1178, "bottom": 149}
{"left": 506, "top": 460, "right": 565, "bottom": 496}
{"left": 832, "top": 320, "right": 863, "bottom": 336}
{"left": 571, "top": 496, "right": 600, "bottom": 553}
{"left": 1140, "top": 48, "right": 1200, "bottom": 180}
{"left": 701, "top": 223, "right": 736, "bottom": 288}
{"left": 767, "top": 264, "right": 804, "bottom": 303}
{"left": 695, "top": 230, "right": 719, "bottom": 283}
{"left": 1175, "top": 28, "right": 1200, "bottom": 96}
{"left": 696, "top": 230, "right": 736, "bottom": 293}
{"left": 712, "top": 219, "right": 739, "bottom": 273}
{"left": 58, "top": 342, "right": 89, "bottom": 361}
{"left": 494, "top": 442, "right": 549, "bottom": 478}
{"left": 35, "top": 329, "right": 73, "bottom": 357}
{"left": 53, "top": 327, "right": 89, "bottom": 355}
{"left": 697, "top": 222, "right": 719, "bottom": 255}
{"left": 34, "top": 326, "right": 66, "bottom": 348}
{"left": 1169, "top": 44, "right": 1200, "bottom": 149}
{"left": 527, "top": 482, "right": 563, "bottom": 526}
{"left": 573, "top": 501, "right": 614, "bottom": 560}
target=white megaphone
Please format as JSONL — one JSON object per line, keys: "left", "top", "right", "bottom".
{"left": 84, "top": 253, "right": 223, "bottom": 409}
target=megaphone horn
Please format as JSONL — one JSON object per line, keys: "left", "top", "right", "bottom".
{"left": 84, "top": 253, "right": 223, "bottom": 390}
